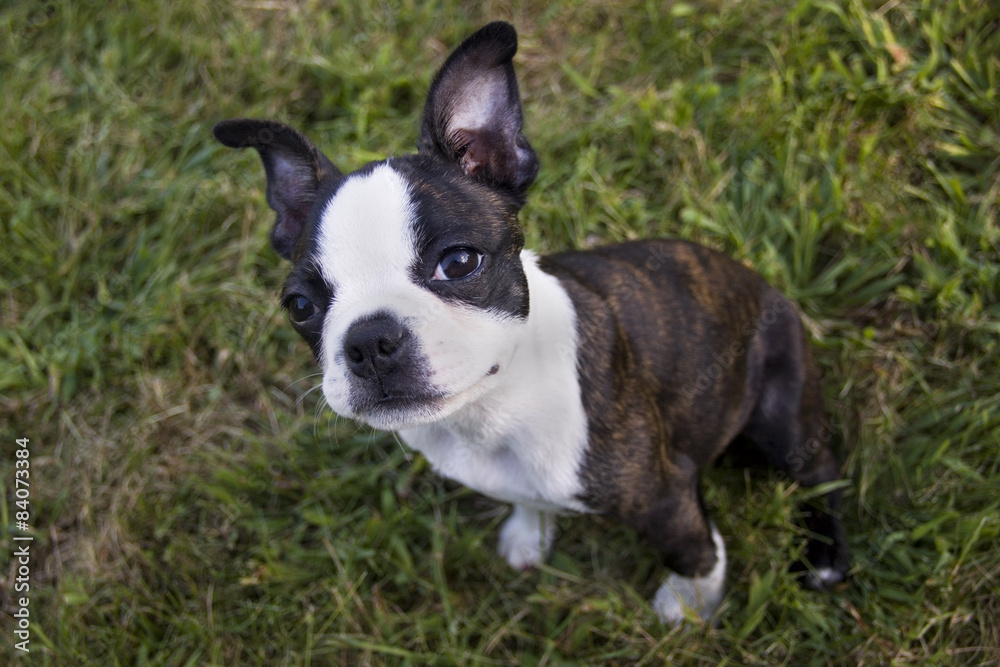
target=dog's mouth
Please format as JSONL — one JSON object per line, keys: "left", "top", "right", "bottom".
{"left": 350, "top": 391, "right": 448, "bottom": 429}
{"left": 349, "top": 367, "right": 500, "bottom": 430}
{"left": 370, "top": 392, "right": 445, "bottom": 411}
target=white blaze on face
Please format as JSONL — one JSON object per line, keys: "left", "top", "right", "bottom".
{"left": 313, "top": 163, "right": 521, "bottom": 429}
{"left": 314, "top": 164, "right": 420, "bottom": 319}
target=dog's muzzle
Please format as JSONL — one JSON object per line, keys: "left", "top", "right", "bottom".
{"left": 339, "top": 313, "right": 443, "bottom": 423}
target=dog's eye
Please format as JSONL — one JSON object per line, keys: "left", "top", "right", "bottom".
{"left": 433, "top": 248, "right": 483, "bottom": 281}
{"left": 285, "top": 295, "right": 320, "bottom": 324}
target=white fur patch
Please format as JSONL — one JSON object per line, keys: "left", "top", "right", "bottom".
{"left": 398, "top": 252, "right": 591, "bottom": 513}
{"left": 450, "top": 75, "right": 501, "bottom": 132}
{"left": 806, "top": 566, "right": 844, "bottom": 590}
{"left": 314, "top": 164, "right": 418, "bottom": 303}
{"left": 498, "top": 506, "right": 556, "bottom": 570}
{"left": 653, "top": 525, "right": 727, "bottom": 624}
{"left": 814, "top": 567, "right": 840, "bottom": 585}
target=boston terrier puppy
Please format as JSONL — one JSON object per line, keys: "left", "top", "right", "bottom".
{"left": 213, "top": 21, "right": 849, "bottom": 623}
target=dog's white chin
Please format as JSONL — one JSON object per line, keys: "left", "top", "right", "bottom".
{"left": 345, "top": 380, "right": 488, "bottom": 432}
{"left": 354, "top": 403, "right": 445, "bottom": 431}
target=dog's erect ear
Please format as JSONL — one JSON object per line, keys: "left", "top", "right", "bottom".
{"left": 213, "top": 119, "right": 341, "bottom": 260}
{"left": 419, "top": 22, "right": 538, "bottom": 202}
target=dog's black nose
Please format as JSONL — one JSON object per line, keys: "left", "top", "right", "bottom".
{"left": 343, "top": 315, "right": 410, "bottom": 380}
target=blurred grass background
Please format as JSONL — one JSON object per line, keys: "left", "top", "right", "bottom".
{"left": 1, "top": 0, "right": 998, "bottom": 664}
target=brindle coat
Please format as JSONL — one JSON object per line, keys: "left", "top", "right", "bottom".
{"left": 542, "top": 240, "right": 847, "bottom": 584}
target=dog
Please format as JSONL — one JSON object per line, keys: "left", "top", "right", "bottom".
{"left": 213, "top": 21, "right": 849, "bottom": 623}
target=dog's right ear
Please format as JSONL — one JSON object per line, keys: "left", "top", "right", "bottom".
{"left": 213, "top": 119, "right": 341, "bottom": 260}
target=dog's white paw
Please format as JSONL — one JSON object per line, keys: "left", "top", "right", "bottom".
{"left": 498, "top": 506, "right": 555, "bottom": 570}
{"left": 653, "top": 525, "right": 726, "bottom": 624}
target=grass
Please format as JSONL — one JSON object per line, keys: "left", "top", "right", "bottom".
{"left": 1, "top": 0, "right": 998, "bottom": 664}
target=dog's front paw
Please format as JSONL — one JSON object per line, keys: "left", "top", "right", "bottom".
{"left": 653, "top": 571, "right": 725, "bottom": 625}
{"left": 652, "top": 526, "right": 727, "bottom": 625}
{"left": 497, "top": 506, "right": 555, "bottom": 570}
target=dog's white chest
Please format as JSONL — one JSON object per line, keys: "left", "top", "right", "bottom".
{"left": 400, "top": 418, "right": 590, "bottom": 514}
{"left": 398, "top": 254, "right": 592, "bottom": 513}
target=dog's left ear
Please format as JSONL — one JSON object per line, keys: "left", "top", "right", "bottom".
{"left": 419, "top": 22, "right": 539, "bottom": 202}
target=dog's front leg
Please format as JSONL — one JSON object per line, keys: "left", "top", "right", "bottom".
{"left": 631, "top": 470, "right": 727, "bottom": 624}
{"left": 498, "top": 505, "right": 556, "bottom": 570}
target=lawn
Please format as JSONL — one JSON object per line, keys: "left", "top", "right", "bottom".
{"left": 1, "top": 0, "right": 998, "bottom": 664}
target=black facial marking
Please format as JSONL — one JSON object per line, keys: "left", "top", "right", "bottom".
{"left": 280, "top": 261, "right": 334, "bottom": 358}
{"left": 390, "top": 155, "right": 530, "bottom": 320}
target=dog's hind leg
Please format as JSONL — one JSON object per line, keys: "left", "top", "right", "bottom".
{"left": 742, "top": 294, "right": 850, "bottom": 590}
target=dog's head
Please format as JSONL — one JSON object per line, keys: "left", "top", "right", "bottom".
{"left": 214, "top": 22, "right": 539, "bottom": 430}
